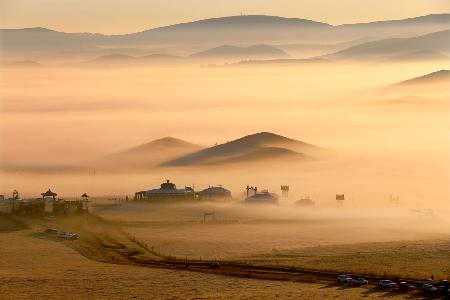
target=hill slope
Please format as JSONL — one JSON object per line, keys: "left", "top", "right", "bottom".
{"left": 97, "top": 137, "right": 202, "bottom": 169}
{"left": 89, "top": 53, "right": 182, "bottom": 65}
{"left": 326, "top": 30, "right": 450, "bottom": 60}
{"left": 162, "top": 132, "right": 323, "bottom": 167}
{"left": 396, "top": 70, "right": 450, "bottom": 86}
{"left": 2, "top": 14, "right": 449, "bottom": 56}
{"left": 190, "top": 44, "right": 289, "bottom": 60}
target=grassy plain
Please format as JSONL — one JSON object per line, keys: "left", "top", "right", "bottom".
{"left": 0, "top": 215, "right": 414, "bottom": 299}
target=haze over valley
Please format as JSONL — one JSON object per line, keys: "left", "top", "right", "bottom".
{"left": 1, "top": 6, "right": 450, "bottom": 299}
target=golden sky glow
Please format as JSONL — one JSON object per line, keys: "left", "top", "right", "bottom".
{"left": 0, "top": 0, "right": 449, "bottom": 34}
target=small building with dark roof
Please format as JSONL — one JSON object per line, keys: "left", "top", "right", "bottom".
{"left": 135, "top": 180, "right": 195, "bottom": 201}
{"left": 41, "top": 189, "right": 57, "bottom": 200}
{"left": 245, "top": 190, "right": 279, "bottom": 205}
{"left": 196, "top": 186, "right": 232, "bottom": 201}
{"left": 295, "top": 197, "right": 315, "bottom": 207}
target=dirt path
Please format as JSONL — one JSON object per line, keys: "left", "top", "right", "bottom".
{"left": 33, "top": 213, "right": 434, "bottom": 299}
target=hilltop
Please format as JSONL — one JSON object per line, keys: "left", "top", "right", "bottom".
{"left": 96, "top": 137, "right": 203, "bottom": 169}
{"left": 162, "top": 132, "right": 323, "bottom": 167}
{"left": 396, "top": 69, "right": 450, "bottom": 86}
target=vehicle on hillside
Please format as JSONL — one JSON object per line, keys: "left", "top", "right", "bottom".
{"left": 436, "top": 281, "right": 450, "bottom": 295}
{"left": 423, "top": 284, "right": 438, "bottom": 293}
{"left": 58, "top": 231, "right": 79, "bottom": 240}
{"left": 398, "top": 281, "right": 415, "bottom": 292}
{"left": 417, "top": 279, "right": 434, "bottom": 286}
{"left": 337, "top": 275, "right": 352, "bottom": 283}
{"left": 208, "top": 262, "right": 221, "bottom": 269}
{"left": 351, "top": 277, "right": 369, "bottom": 285}
{"left": 379, "top": 279, "right": 397, "bottom": 288}
{"left": 437, "top": 280, "right": 450, "bottom": 288}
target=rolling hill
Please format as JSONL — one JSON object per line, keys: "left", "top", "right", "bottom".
{"left": 2, "top": 14, "right": 449, "bottom": 59}
{"left": 381, "top": 50, "right": 449, "bottom": 62}
{"left": 326, "top": 30, "right": 450, "bottom": 60}
{"left": 190, "top": 44, "right": 289, "bottom": 60}
{"left": 89, "top": 53, "right": 182, "bottom": 65}
{"left": 96, "top": 137, "right": 203, "bottom": 169}
{"left": 216, "top": 147, "right": 307, "bottom": 165}
{"left": 395, "top": 70, "right": 450, "bottom": 86}
{"left": 162, "top": 132, "right": 324, "bottom": 167}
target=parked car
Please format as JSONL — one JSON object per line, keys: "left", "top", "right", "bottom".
{"left": 417, "top": 279, "right": 434, "bottom": 286}
{"left": 437, "top": 280, "right": 450, "bottom": 288}
{"left": 338, "top": 275, "right": 352, "bottom": 283}
{"left": 45, "top": 228, "right": 58, "bottom": 234}
{"left": 379, "top": 279, "right": 397, "bottom": 288}
{"left": 423, "top": 283, "right": 438, "bottom": 293}
{"left": 351, "top": 277, "right": 369, "bottom": 285}
{"left": 435, "top": 282, "right": 450, "bottom": 295}
{"left": 208, "top": 262, "right": 221, "bottom": 269}
{"left": 398, "top": 281, "right": 415, "bottom": 291}
{"left": 437, "top": 285, "right": 450, "bottom": 295}
{"left": 58, "top": 231, "right": 79, "bottom": 240}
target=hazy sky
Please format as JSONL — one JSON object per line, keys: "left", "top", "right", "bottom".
{"left": 1, "top": 0, "right": 449, "bottom": 34}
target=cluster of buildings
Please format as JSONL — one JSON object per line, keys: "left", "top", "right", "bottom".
{"left": 0, "top": 180, "right": 317, "bottom": 217}
{"left": 134, "top": 179, "right": 280, "bottom": 204}
{"left": 0, "top": 189, "right": 91, "bottom": 216}
{"left": 134, "top": 180, "right": 233, "bottom": 202}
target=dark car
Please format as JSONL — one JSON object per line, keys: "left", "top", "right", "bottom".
{"left": 423, "top": 283, "right": 438, "bottom": 293}
{"left": 379, "top": 279, "right": 397, "bottom": 288}
{"left": 351, "top": 277, "right": 369, "bottom": 285}
{"left": 45, "top": 228, "right": 58, "bottom": 234}
{"left": 338, "top": 275, "right": 352, "bottom": 284}
{"left": 417, "top": 279, "right": 434, "bottom": 286}
{"left": 436, "top": 282, "right": 450, "bottom": 295}
{"left": 437, "top": 280, "right": 450, "bottom": 288}
{"left": 208, "top": 262, "right": 221, "bottom": 269}
{"left": 398, "top": 281, "right": 415, "bottom": 292}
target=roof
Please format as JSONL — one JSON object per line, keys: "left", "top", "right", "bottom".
{"left": 248, "top": 192, "right": 278, "bottom": 199}
{"left": 81, "top": 193, "right": 89, "bottom": 198}
{"left": 246, "top": 191, "right": 279, "bottom": 204}
{"left": 198, "top": 186, "right": 232, "bottom": 197}
{"left": 144, "top": 179, "right": 194, "bottom": 195}
{"left": 41, "top": 189, "right": 57, "bottom": 197}
{"left": 146, "top": 188, "right": 192, "bottom": 195}
{"left": 295, "top": 198, "right": 315, "bottom": 206}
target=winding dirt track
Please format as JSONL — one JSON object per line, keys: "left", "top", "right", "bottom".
{"left": 54, "top": 213, "right": 431, "bottom": 297}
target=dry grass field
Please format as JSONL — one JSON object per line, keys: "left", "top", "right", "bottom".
{"left": 244, "top": 239, "right": 450, "bottom": 279}
{"left": 97, "top": 202, "right": 450, "bottom": 280}
{"left": 0, "top": 215, "right": 414, "bottom": 299}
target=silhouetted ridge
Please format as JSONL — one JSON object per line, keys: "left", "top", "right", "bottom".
{"left": 162, "top": 132, "right": 322, "bottom": 166}
{"left": 396, "top": 70, "right": 450, "bottom": 85}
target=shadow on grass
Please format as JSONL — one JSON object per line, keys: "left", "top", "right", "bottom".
{"left": 0, "top": 215, "right": 28, "bottom": 233}
{"left": 28, "top": 231, "right": 60, "bottom": 241}
{"left": 319, "top": 283, "right": 340, "bottom": 289}
{"left": 362, "top": 287, "right": 426, "bottom": 299}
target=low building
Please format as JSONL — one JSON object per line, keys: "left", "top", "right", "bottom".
{"left": 295, "top": 197, "right": 315, "bottom": 207}
{"left": 245, "top": 190, "right": 279, "bottom": 205}
{"left": 14, "top": 198, "right": 46, "bottom": 215}
{"left": 135, "top": 180, "right": 195, "bottom": 201}
{"left": 196, "top": 186, "right": 232, "bottom": 201}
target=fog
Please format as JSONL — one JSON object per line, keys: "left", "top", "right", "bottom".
{"left": 95, "top": 200, "right": 450, "bottom": 259}
{"left": 1, "top": 60, "right": 449, "bottom": 209}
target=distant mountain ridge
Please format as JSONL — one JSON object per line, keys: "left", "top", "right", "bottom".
{"left": 326, "top": 29, "right": 450, "bottom": 59}
{"left": 2, "top": 13, "right": 449, "bottom": 56}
